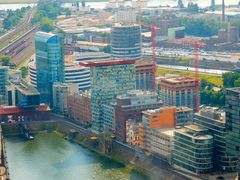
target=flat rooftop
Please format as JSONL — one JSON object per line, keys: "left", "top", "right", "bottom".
{"left": 14, "top": 81, "right": 40, "bottom": 96}
{"left": 161, "top": 76, "right": 195, "bottom": 84}
{"left": 79, "top": 59, "right": 136, "bottom": 67}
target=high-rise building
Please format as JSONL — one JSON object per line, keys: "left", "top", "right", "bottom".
{"left": 35, "top": 32, "right": 64, "bottom": 105}
{"left": 225, "top": 88, "right": 240, "bottom": 171}
{"left": 0, "top": 66, "right": 8, "bottom": 105}
{"left": 135, "top": 60, "right": 154, "bottom": 91}
{"left": 172, "top": 124, "right": 213, "bottom": 174}
{"left": 158, "top": 75, "right": 198, "bottom": 112}
{"left": 115, "top": 90, "right": 162, "bottom": 142}
{"left": 79, "top": 59, "right": 136, "bottom": 132}
{"left": 194, "top": 106, "right": 237, "bottom": 172}
{"left": 52, "top": 83, "right": 78, "bottom": 113}
{"left": 111, "top": 24, "right": 142, "bottom": 61}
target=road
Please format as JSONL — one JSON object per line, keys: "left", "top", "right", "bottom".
{"left": 0, "top": 7, "right": 38, "bottom": 66}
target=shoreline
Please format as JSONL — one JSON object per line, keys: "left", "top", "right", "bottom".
{"left": 1, "top": 120, "right": 190, "bottom": 180}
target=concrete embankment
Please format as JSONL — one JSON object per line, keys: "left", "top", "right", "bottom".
{"left": 2, "top": 120, "right": 192, "bottom": 180}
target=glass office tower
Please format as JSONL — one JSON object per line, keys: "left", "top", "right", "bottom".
{"left": 0, "top": 66, "right": 8, "bottom": 105}
{"left": 35, "top": 31, "right": 64, "bottom": 106}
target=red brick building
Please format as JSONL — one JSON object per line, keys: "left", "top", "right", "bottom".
{"left": 67, "top": 92, "right": 91, "bottom": 126}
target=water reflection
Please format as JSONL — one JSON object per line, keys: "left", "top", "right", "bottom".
{"left": 5, "top": 132, "right": 148, "bottom": 180}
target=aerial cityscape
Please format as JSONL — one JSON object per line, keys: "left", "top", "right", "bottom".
{"left": 0, "top": 0, "right": 240, "bottom": 179}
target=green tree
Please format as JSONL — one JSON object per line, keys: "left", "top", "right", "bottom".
{"left": 40, "top": 17, "right": 54, "bottom": 32}
{"left": 20, "top": 66, "right": 28, "bottom": 78}
{"left": 234, "top": 78, "right": 240, "bottom": 87}
{"left": 0, "top": 56, "right": 10, "bottom": 66}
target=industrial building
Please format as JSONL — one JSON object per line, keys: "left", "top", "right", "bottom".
{"left": 225, "top": 88, "right": 240, "bottom": 171}
{"left": 173, "top": 124, "right": 213, "bottom": 174}
{"left": 135, "top": 60, "right": 154, "bottom": 91}
{"left": 35, "top": 32, "right": 64, "bottom": 106}
{"left": 115, "top": 90, "right": 161, "bottom": 142}
{"left": 80, "top": 59, "right": 136, "bottom": 132}
{"left": 0, "top": 67, "right": 8, "bottom": 105}
{"left": 194, "top": 106, "right": 237, "bottom": 172}
{"left": 158, "top": 75, "right": 198, "bottom": 112}
{"left": 52, "top": 83, "right": 78, "bottom": 113}
{"left": 67, "top": 91, "right": 91, "bottom": 127}
{"left": 111, "top": 24, "right": 142, "bottom": 61}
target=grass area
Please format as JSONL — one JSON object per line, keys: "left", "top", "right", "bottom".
{"left": 0, "top": 0, "right": 37, "bottom": 3}
{"left": 157, "top": 67, "right": 223, "bottom": 87}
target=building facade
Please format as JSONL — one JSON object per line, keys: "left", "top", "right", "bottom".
{"left": 29, "top": 61, "right": 91, "bottom": 92}
{"left": 67, "top": 91, "right": 91, "bottom": 127}
{"left": 150, "top": 128, "right": 174, "bottom": 163}
{"left": 0, "top": 67, "right": 8, "bottom": 105}
{"left": 115, "top": 90, "right": 162, "bottom": 142}
{"left": 80, "top": 59, "right": 136, "bottom": 132}
{"left": 126, "top": 119, "right": 142, "bottom": 146}
{"left": 159, "top": 75, "right": 198, "bottom": 112}
{"left": 173, "top": 124, "right": 213, "bottom": 174}
{"left": 53, "top": 83, "right": 78, "bottom": 113}
{"left": 111, "top": 24, "right": 142, "bottom": 61}
{"left": 225, "top": 88, "right": 240, "bottom": 171}
{"left": 140, "top": 107, "right": 176, "bottom": 151}
{"left": 135, "top": 60, "right": 154, "bottom": 91}
{"left": 194, "top": 106, "right": 237, "bottom": 172}
{"left": 35, "top": 32, "right": 64, "bottom": 105}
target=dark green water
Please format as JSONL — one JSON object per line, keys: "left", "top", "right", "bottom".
{"left": 5, "top": 132, "right": 148, "bottom": 180}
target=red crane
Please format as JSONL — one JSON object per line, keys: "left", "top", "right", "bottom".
{"left": 140, "top": 23, "right": 160, "bottom": 90}
{"left": 172, "top": 38, "right": 207, "bottom": 112}
{"left": 136, "top": 0, "right": 160, "bottom": 91}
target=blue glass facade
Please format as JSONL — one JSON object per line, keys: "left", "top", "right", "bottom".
{"left": 0, "top": 66, "right": 8, "bottom": 105}
{"left": 35, "top": 32, "right": 64, "bottom": 106}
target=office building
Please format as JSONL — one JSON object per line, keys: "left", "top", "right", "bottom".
{"left": 102, "top": 104, "right": 115, "bottom": 131}
{"left": 35, "top": 31, "right": 64, "bottom": 105}
{"left": 67, "top": 91, "right": 91, "bottom": 127}
{"left": 139, "top": 106, "right": 193, "bottom": 153}
{"left": 80, "top": 59, "right": 136, "bottom": 132}
{"left": 111, "top": 24, "right": 142, "bottom": 61}
{"left": 150, "top": 128, "right": 174, "bottom": 163}
{"left": 135, "top": 60, "right": 154, "bottom": 91}
{"left": 225, "top": 88, "right": 240, "bottom": 171}
{"left": 53, "top": 83, "right": 78, "bottom": 113}
{"left": 140, "top": 107, "right": 176, "bottom": 151}
{"left": 176, "top": 107, "right": 193, "bottom": 126}
{"left": 0, "top": 67, "right": 8, "bottom": 105}
{"left": 115, "top": 90, "right": 161, "bottom": 142}
{"left": 173, "top": 124, "right": 213, "bottom": 174}
{"left": 194, "top": 106, "right": 237, "bottom": 172}
{"left": 6, "top": 80, "right": 40, "bottom": 108}
{"left": 114, "top": 8, "right": 137, "bottom": 23}
{"left": 159, "top": 75, "right": 198, "bottom": 112}
{"left": 29, "top": 61, "right": 91, "bottom": 92}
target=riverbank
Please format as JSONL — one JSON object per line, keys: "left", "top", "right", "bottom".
{"left": 1, "top": 120, "right": 190, "bottom": 180}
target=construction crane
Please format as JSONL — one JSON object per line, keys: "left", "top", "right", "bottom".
{"left": 171, "top": 38, "right": 207, "bottom": 112}
{"left": 136, "top": 0, "right": 160, "bottom": 90}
